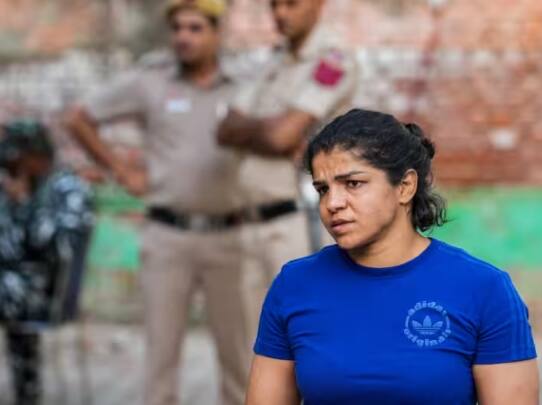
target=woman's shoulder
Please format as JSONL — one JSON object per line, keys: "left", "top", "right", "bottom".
{"left": 431, "top": 238, "right": 509, "bottom": 282}
{"left": 270, "top": 245, "right": 344, "bottom": 302}
{"left": 284, "top": 244, "right": 341, "bottom": 268}
{"left": 279, "top": 245, "right": 342, "bottom": 280}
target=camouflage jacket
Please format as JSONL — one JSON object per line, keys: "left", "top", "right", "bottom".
{"left": 0, "top": 168, "right": 94, "bottom": 321}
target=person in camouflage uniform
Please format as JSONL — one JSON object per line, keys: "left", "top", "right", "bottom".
{"left": 0, "top": 119, "right": 94, "bottom": 405}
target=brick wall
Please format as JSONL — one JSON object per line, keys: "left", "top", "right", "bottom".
{"left": 227, "top": 0, "right": 542, "bottom": 185}
{"left": 1, "top": 0, "right": 542, "bottom": 185}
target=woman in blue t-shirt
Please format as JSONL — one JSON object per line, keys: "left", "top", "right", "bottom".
{"left": 245, "top": 109, "right": 539, "bottom": 405}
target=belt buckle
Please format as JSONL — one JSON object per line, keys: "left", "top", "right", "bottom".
{"left": 244, "top": 205, "right": 261, "bottom": 223}
{"left": 188, "top": 214, "right": 209, "bottom": 231}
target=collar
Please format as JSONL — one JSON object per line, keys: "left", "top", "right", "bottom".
{"left": 171, "top": 60, "right": 232, "bottom": 88}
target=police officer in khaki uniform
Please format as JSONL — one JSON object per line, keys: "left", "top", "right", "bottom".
{"left": 65, "top": 1, "right": 251, "bottom": 404}
{"left": 218, "top": 0, "right": 358, "bottom": 346}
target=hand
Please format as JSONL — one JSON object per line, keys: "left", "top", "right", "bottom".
{"left": 77, "top": 166, "right": 108, "bottom": 184}
{"left": 1, "top": 172, "right": 31, "bottom": 203}
{"left": 113, "top": 165, "right": 148, "bottom": 197}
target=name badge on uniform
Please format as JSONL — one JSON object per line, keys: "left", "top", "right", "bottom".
{"left": 166, "top": 98, "right": 192, "bottom": 113}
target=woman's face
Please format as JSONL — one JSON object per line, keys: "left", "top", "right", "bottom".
{"left": 312, "top": 147, "right": 406, "bottom": 252}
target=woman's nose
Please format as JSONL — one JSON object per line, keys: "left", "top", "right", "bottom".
{"left": 326, "top": 187, "right": 347, "bottom": 213}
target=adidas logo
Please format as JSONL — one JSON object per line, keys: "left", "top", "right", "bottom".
{"left": 412, "top": 316, "right": 444, "bottom": 336}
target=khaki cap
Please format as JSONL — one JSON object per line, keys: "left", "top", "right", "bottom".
{"left": 164, "top": 0, "right": 226, "bottom": 20}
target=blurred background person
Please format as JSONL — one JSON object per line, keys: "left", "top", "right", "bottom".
{"left": 0, "top": 119, "right": 94, "bottom": 405}
{"left": 217, "top": 0, "right": 358, "bottom": 347}
{"left": 64, "top": 1, "right": 252, "bottom": 404}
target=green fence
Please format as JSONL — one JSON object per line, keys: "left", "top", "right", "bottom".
{"left": 431, "top": 187, "right": 542, "bottom": 272}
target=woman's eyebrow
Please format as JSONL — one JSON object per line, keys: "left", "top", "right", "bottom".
{"left": 312, "top": 180, "right": 326, "bottom": 187}
{"left": 335, "top": 171, "right": 367, "bottom": 181}
{"left": 313, "top": 171, "right": 367, "bottom": 186}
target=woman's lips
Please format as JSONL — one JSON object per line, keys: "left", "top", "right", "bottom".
{"left": 330, "top": 220, "right": 354, "bottom": 234}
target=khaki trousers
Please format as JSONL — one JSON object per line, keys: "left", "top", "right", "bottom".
{"left": 239, "top": 211, "right": 311, "bottom": 351}
{"left": 141, "top": 220, "right": 250, "bottom": 405}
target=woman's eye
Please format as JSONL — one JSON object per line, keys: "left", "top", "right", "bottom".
{"left": 346, "top": 180, "right": 364, "bottom": 189}
{"left": 315, "top": 187, "right": 328, "bottom": 196}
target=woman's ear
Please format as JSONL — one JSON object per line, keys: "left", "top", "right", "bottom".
{"left": 398, "top": 169, "right": 418, "bottom": 205}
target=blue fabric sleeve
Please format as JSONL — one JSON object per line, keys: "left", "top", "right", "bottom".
{"left": 253, "top": 268, "right": 294, "bottom": 360}
{"left": 474, "top": 271, "right": 537, "bottom": 364}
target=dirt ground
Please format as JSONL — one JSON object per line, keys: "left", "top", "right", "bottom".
{"left": 0, "top": 324, "right": 218, "bottom": 405}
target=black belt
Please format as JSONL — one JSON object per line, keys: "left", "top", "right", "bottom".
{"left": 147, "top": 200, "right": 298, "bottom": 231}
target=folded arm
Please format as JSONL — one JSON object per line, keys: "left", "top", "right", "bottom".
{"left": 217, "top": 109, "right": 315, "bottom": 157}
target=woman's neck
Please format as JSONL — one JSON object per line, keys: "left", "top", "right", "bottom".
{"left": 348, "top": 226, "right": 429, "bottom": 269}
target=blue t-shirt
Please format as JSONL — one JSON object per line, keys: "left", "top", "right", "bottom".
{"left": 254, "top": 239, "right": 537, "bottom": 405}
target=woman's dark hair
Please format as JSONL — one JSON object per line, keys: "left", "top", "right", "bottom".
{"left": 304, "top": 109, "right": 447, "bottom": 232}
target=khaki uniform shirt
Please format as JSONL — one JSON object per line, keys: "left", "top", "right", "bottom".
{"left": 84, "top": 64, "right": 243, "bottom": 215}
{"left": 233, "top": 26, "right": 358, "bottom": 206}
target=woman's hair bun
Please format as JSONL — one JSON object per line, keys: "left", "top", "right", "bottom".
{"left": 404, "top": 122, "right": 435, "bottom": 159}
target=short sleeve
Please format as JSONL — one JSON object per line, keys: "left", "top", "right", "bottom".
{"left": 289, "top": 49, "right": 358, "bottom": 120}
{"left": 473, "top": 271, "right": 537, "bottom": 364}
{"left": 253, "top": 269, "right": 293, "bottom": 360}
{"left": 83, "top": 70, "right": 147, "bottom": 123}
